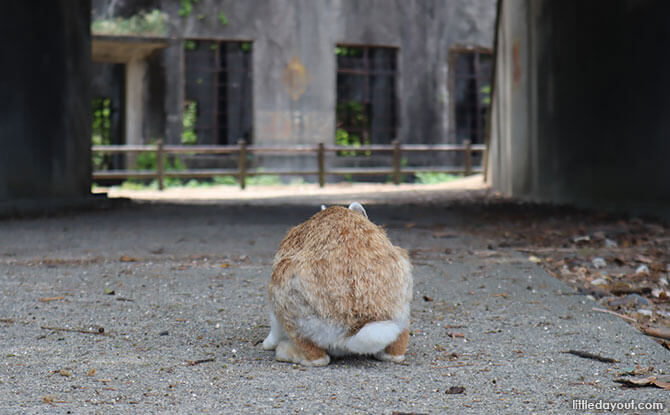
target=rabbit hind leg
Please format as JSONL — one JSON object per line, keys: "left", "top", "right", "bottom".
{"left": 262, "top": 312, "right": 286, "bottom": 351}
{"left": 275, "top": 337, "right": 330, "bottom": 367}
{"left": 375, "top": 328, "right": 409, "bottom": 363}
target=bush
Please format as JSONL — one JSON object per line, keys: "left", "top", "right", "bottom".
{"left": 414, "top": 172, "right": 461, "bottom": 184}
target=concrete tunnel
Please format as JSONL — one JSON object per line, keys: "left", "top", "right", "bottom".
{"left": 1, "top": 1, "right": 669, "bottom": 218}
{"left": 487, "top": 0, "right": 670, "bottom": 217}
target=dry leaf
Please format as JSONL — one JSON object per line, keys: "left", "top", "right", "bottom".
{"left": 39, "top": 296, "right": 65, "bottom": 302}
{"left": 220, "top": 263, "right": 230, "bottom": 268}
{"left": 618, "top": 366, "right": 653, "bottom": 376}
{"left": 635, "top": 254, "right": 653, "bottom": 264}
{"left": 87, "top": 368, "right": 96, "bottom": 376}
{"left": 447, "top": 332, "right": 465, "bottom": 338}
{"left": 120, "top": 255, "right": 137, "bottom": 262}
{"left": 445, "top": 386, "right": 465, "bottom": 394}
{"left": 615, "top": 375, "right": 670, "bottom": 390}
{"left": 492, "top": 292, "right": 509, "bottom": 298}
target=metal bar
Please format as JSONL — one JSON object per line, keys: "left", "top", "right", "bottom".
{"left": 238, "top": 139, "right": 247, "bottom": 190}
{"left": 317, "top": 142, "right": 325, "bottom": 188}
{"left": 157, "top": 140, "right": 164, "bottom": 190}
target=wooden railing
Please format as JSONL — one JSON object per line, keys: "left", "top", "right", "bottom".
{"left": 92, "top": 140, "right": 486, "bottom": 190}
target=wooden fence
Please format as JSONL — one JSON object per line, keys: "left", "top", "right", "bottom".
{"left": 92, "top": 140, "right": 486, "bottom": 190}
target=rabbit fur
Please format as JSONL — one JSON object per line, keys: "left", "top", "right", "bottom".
{"left": 263, "top": 202, "right": 413, "bottom": 366}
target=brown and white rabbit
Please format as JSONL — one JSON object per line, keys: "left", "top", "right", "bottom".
{"left": 262, "top": 202, "right": 413, "bottom": 366}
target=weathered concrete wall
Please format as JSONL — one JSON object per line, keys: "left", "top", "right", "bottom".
{"left": 156, "top": 0, "right": 496, "bottom": 146}
{"left": 0, "top": 1, "right": 91, "bottom": 202}
{"left": 488, "top": 0, "right": 670, "bottom": 215}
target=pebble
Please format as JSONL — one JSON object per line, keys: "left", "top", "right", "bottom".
{"left": 591, "top": 278, "right": 607, "bottom": 286}
{"left": 635, "top": 264, "right": 650, "bottom": 275}
{"left": 604, "top": 239, "right": 618, "bottom": 248}
{"left": 637, "top": 309, "right": 653, "bottom": 317}
{"left": 592, "top": 257, "right": 607, "bottom": 269}
{"left": 609, "top": 294, "right": 651, "bottom": 307}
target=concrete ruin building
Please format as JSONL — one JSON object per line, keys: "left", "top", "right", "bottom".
{"left": 90, "top": 0, "right": 497, "bottom": 170}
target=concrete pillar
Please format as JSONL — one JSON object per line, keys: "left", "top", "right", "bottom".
{"left": 125, "top": 58, "right": 146, "bottom": 167}
{"left": 0, "top": 1, "right": 91, "bottom": 202}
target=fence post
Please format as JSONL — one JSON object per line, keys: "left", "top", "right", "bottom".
{"left": 464, "top": 139, "right": 472, "bottom": 176}
{"left": 317, "top": 142, "right": 325, "bottom": 188}
{"left": 392, "top": 140, "right": 401, "bottom": 185}
{"left": 238, "top": 139, "right": 247, "bottom": 190}
{"left": 156, "top": 140, "right": 165, "bottom": 190}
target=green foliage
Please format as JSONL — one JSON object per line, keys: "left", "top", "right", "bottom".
{"left": 240, "top": 42, "right": 251, "bottom": 53}
{"left": 213, "top": 176, "right": 237, "bottom": 186}
{"left": 335, "top": 46, "right": 363, "bottom": 57}
{"left": 481, "top": 85, "right": 491, "bottom": 105}
{"left": 218, "top": 12, "right": 228, "bottom": 26}
{"left": 91, "top": 9, "right": 167, "bottom": 36}
{"left": 178, "top": 0, "right": 198, "bottom": 17}
{"left": 91, "top": 98, "right": 112, "bottom": 171}
{"left": 414, "top": 172, "right": 460, "bottom": 184}
{"left": 247, "top": 174, "right": 281, "bottom": 186}
{"left": 184, "top": 40, "right": 197, "bottom": 50}
{"left": 335, "top": 100, "right": 370, "bottom": 156}
{"left": 181, "top": 101, "right": 198, "bottom": 144}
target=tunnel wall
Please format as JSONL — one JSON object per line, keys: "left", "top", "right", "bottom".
{"left": 488, "top": 0, "right": 670, "bottom": 215}
{"left": 0, "top": 2, "right": 92, "bottom": 203}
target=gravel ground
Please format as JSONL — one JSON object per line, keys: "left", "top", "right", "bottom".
{"left": 1, "top": 184, "right": 668, "bottom": 414}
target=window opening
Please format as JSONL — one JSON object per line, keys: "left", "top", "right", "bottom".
{"left": 451, "top": 49, "right": 492, "bottom": 144}
{"left": 336, "top": 45, "right": 397, "bottom": 149}
{"left": 184, "top": 40, "right": 252, "bottom": 144}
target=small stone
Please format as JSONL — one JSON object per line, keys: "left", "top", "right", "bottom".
{"left": 637, "top": 309, "right": 653, "bottom": 317}
{"left": 609, "top": 294, "right": 651, "bottom": 307}
{"left": 592, "top": 257, "right": 607, "bottom": 269}
{"left": 159, "top": 331, "right": 169, "bottom": 336}
{"left": 604, "top": 239, "right": 618, "bottom": 248}
{"left": 635, "top": 264, "right": 650, "bottom": 275}
{"left": 591, "top": 278, "right": 607, "bottom": 286}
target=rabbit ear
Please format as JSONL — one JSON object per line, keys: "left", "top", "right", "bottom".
{"left": 320, "top": 204, "right": 327, "bottom": 211}
{"left": 348, "top": 202, "right": 367, "bottom": 218}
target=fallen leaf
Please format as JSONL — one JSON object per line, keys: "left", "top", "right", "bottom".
{"left": 87, "top": 369, "right": 96, "bottom": 376}
{"left": 120, "top": 255, "right": 137, "bottom": 262}
{"left": 423, "top": 295, "right": 433, "bottom": 302}
{"left": 39, "top": 296, "right": 65, "bottom": 302}
{"left": 492, "top": 292, "right": 509, "bottom": 298}
{"left": 635, "top": 254, "right": 653, "bottom": 264}
{"left": 447, "top": 332, "right": 465, "bottom": 338}
{"left": 614, "top": 375, "right": 670, "bottom": 390}
{"left": 445, "top": 386, "right": 465, "bottom": 394}
{"left": 617, "top": 366, "right": 653, "bottom": 376}
{"left": 54, "top": 369, "right": 71, "bottom": 377}
{"left": 432, "top": 230, "right": 457, "bottom": 238}
{"left": 220, "top": 263, "right": 230, "bottom": 268}
{"left": 103, "top": 288, "right": 115, "bottom": 295}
